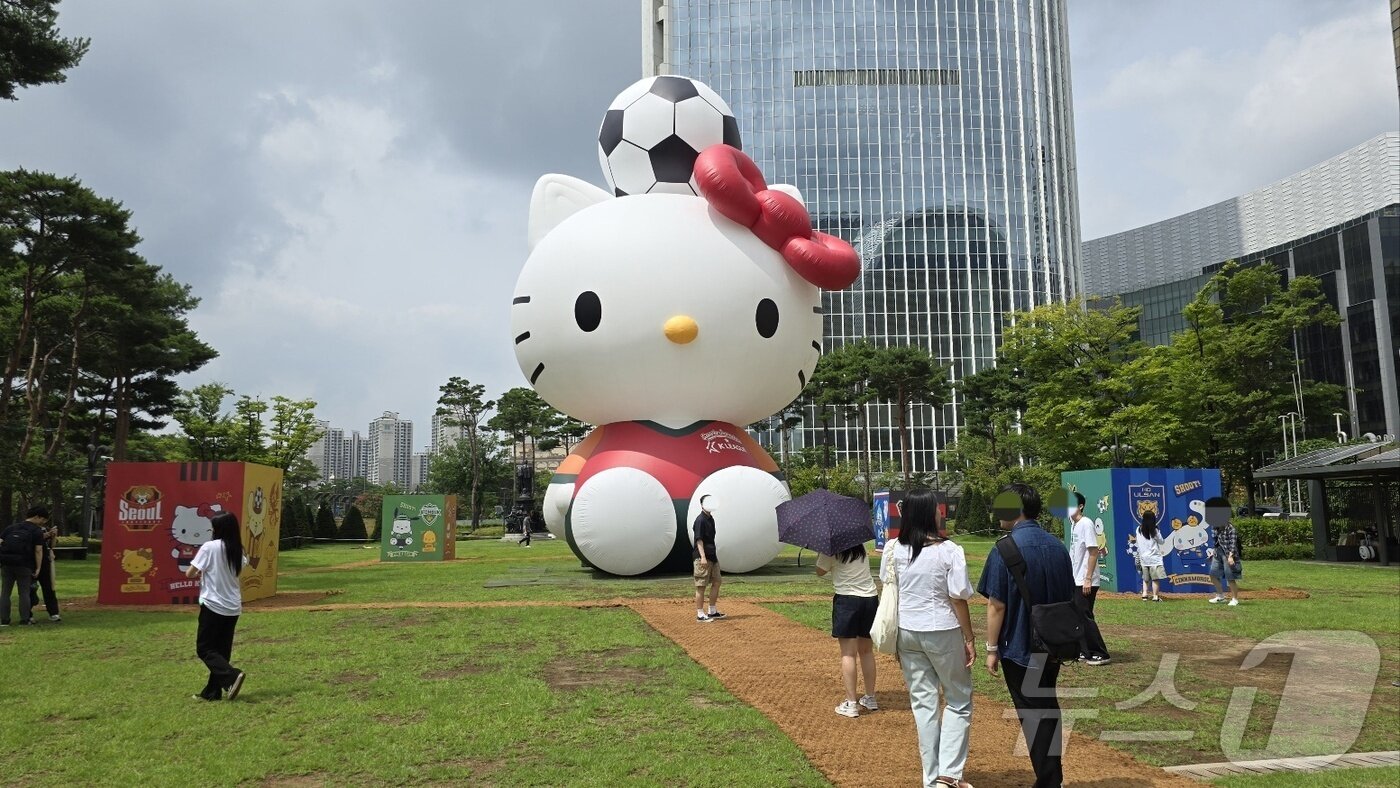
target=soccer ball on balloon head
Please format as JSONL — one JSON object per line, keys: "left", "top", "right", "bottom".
{"left": 597, "top": 75, "right": 742, "bottom": 197}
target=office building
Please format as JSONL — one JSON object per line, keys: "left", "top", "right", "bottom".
{"left": 647, "top": 0, "right": 1082, "bottom": 471}
{"left": 1082, "top": 133, "right": 1399, "bottom": 440}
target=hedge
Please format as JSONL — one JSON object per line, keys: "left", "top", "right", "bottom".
{"left": 1233, "top": 517, "right": 1313, "bottom": 547}
{"left": 1243, "top": 543, "right": 1314, "bottom": 561}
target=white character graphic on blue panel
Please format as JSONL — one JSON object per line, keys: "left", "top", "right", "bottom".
{"left": 1165, "top": 499, "right": 1212, "bottom": 577}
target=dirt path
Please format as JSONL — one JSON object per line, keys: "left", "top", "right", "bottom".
{"left": 629, "top": 598, "right": 1197, "bottom": 788}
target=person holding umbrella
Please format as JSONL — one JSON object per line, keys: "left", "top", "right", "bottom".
{"left": 776, "top": 488, "right": 885, "bottom": 717}
{"left": 879, "top": 489, "right": 976, "bottom": 788}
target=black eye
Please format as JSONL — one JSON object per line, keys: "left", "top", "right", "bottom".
{"left": 574, "top": 291, "right": 601, "bottom": 332}
{"left": 756, "top": 298, "right": 779, "bottom": 338}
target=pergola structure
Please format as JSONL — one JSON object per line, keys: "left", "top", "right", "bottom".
{"left": 1253, "top": 443, "right": 1399, "bottom": 566}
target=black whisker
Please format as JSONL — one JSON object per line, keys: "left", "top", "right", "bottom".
{"left": 515, "top": 331, "right": 531, "bottom": 344}
{"left": 812, "top": 305, "right": 823, "bottom": 314}
{"left": 811, "top": 340, "right": 822, "bottom": 355}
{"left": 529, "top": 363, "right": 545, "bottom": 384}
{"left": 513, "top": 296, "right": 531, "bottom": 305}
{"left": 798, "top": 370, "right": 806, "bottom": 387}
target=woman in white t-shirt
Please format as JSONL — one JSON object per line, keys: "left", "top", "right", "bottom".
{"left": 879, "top": 490, "right": 976, "bottom": 788}
{"left": 816, "top": 542, "right": 878, "bottom": 719}
{"left": 1134, "top": 511, "right": 1168, "bottom": 602}
{"left": 185, "top": 512, "right": 249, "bottom": 701}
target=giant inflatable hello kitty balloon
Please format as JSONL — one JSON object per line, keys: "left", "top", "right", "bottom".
{"left": 512, "top": 76, "right": 860, "bottom": 575}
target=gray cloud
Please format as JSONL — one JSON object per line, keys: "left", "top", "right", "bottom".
{"left": 2, "top": 1, "right": 1391, "bottom": 443}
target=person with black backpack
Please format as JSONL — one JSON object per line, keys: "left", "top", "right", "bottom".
{"left": 1, "top": 506, "right": 50, "bottom": 627}
{"left": 976, "top": 484, "right": 1077, "bottom": 788}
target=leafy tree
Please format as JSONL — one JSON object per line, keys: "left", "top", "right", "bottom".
{"left": 1169, "top": 262, "right": 1343, "bottom": 510}
{"left": 426, "top": 435, "right": 510, "bottom": 530}
{"left": 997, "top": 299, "right": 1188, "bottom": 470}
{"left": 313, "top": 503, "right": 336, "bottom": 541}
{"left": 435, "top": 376, "right": 494, "bottom": 527}
{"left": 227, "top": 395, "right": 268, "bottom": 462}
{"left": 338, "top": 505, "right": 367, "bottom": 542}
{"left": 171, "top": 383, "right": 233, "bottom": 461}
{"left": 487, "top": 387, "right": 556, "bottom": 497}
{"left": 866, "top": 344, "right": 952, "bottom": 490}
{"left": 0, "top": 0, "right": 89, "bottom": 101}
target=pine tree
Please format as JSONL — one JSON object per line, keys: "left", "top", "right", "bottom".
{"left": 368, "top": 508, "right": 383, "bottom": 543}
{"left": 339, "top": 506, "right": 367, "bottom": 542}
{"left": 314, "top": 504, "right": 337, "bottom": 541}
{"left": 278, "top": 499, "right": 300, "bottom": 550}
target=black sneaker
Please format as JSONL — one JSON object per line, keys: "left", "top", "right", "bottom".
{"left": 227, "top": 671, "right": 246, "bottom": 700}
{"left": 708, "top": 611, "right": 726, "bottom": 620}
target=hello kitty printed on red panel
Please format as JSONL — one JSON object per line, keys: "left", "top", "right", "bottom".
{"left": 511, "top": 76, "right": 860, "bottom": 576}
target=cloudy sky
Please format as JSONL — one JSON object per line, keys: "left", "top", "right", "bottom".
{"left": 2, "top": 0, "right": 1395, "bottom": 446}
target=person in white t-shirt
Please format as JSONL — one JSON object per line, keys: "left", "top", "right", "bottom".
{"left": 878, "top": 490, "right": 976, "bottom": 788}
{"left": 185, "top": 512, "right": 250, "bottom": 701}
{"left": 816, "top": 542, "right": 878, "bottom": 719}
{"left": 1134, "top": 511, "right": 1168, "bottom": 601}
{"left": 1068, "top": 492, "right": 1111, "bottom": 666}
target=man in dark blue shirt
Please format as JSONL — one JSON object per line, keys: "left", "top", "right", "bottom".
{"left": 977, "top": 483, "right": 1074, "bottom": 788}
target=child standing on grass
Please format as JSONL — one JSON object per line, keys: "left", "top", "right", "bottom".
{"left": 186, "top": 512, "right": 249, "bottom": 701}
{"left": 1134, "top": 511, "right": 1167, "bottom": 601}
{"left": 815, "top": 544, "right": 878, "bottom": 719}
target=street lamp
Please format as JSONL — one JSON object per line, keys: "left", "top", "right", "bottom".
{"left": 1098, "top": 438, "right": 1132, "bottom": 468}
{"left": 80, "top": 442, "right": 110, "bottom": 549}
{"left": 1278, "top": 412, "right": 1301, "bottom": 513}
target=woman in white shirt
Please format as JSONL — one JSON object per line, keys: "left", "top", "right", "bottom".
{"left": 816, "top": 543, "right": 878, "bottom": 718}
{"left": 1135, "top": 510, "right": 1167, "bottom": 602}
{"left": 185, "top": 512, "right": 249, "bottom": 701}
{"left": 880, "top": 490, "right": 976, "bottom": 788}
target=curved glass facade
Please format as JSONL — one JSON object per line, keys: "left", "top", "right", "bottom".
{"left": 649, "top": 0, "right": 1081, "bottom": 472}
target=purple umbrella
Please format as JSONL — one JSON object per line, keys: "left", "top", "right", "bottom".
{"left": 776, "top": 489, "right": 874, "bottom": 556}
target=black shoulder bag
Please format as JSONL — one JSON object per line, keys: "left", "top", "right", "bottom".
{"left": 995, "top": 536, "right": 1086, "bottom": 663}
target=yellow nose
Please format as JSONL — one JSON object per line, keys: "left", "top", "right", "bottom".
{"left": 664, "top": 315, "right": 699, "bottom": 344}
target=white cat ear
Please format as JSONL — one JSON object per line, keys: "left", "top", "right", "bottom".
{"left": 770, "top": 184, "right": 805, "bottom": 205}
{"left": 528, "top": 174, "right": 612, "bottom": 250}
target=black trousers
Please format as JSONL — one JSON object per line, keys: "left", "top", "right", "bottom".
{"left": 1, "top": 564, "right": 35, "bottom": 624}
{"left": 1075, "top": 585, "right": 1110, "bottom": 659}
{"left": 34, "top": 552, "right": 58, "bottom": 617}
{"left": 1002, "top": 655, "right": 1064, "bottom": 788}
{"left": 195, "top": 605, "right": 241, "bottom": 699}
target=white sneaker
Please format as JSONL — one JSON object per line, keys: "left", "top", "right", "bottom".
{"left": 858, "top": 694, "right": 879, "bottom": 711}
{"left": 49, "top": 614, "right": 61, "bottom": 622}
{"left": 1228, "top": 598, "right": 1240, "bottom": 607}
{"left": 1208, "top": 596, "right": 1223, "bottom": 604}
{"left": 835, "top": 700, "right": 860, "bottom": 718}
{"left": 696, "top": 612, "right": 712, "bottom": 622}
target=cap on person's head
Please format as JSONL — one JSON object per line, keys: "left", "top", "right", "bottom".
{"left": 25, "top": 505, "right": 50, "bottom": 519}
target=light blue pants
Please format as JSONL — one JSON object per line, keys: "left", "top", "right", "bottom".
{"left": 898, "top": 627, "right": 973, "bottom": 786}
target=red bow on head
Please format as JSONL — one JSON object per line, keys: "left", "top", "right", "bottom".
{"left": 694, "top": 145, "right": 861, "bottom": 290}
{"left": 196, "top": 504, "right": 222, "bottom": 519}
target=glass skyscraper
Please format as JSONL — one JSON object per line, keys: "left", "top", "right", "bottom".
{"left": 644, "top": 0, "right": 1081, "bottom": 472}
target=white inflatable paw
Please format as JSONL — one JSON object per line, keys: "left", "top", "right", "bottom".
{"left": 570, "top": 467, "right": 676, "bottom": 575}
{"left": 687, "top": 466, "right": 789, "bottom": 573}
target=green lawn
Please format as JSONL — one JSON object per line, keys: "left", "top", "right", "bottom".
{"left": 770, "top": 534, "right": 1400, "bottom": 776}
{"left": 7, "top": 538, "right": 1397, "bottom": 786}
